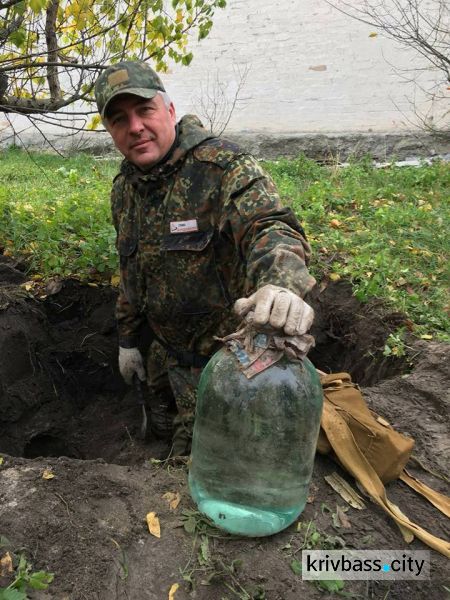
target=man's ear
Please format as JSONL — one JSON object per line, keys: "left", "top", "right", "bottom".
{"left": 168, "top": 102, "right": 176, "bottom": 125}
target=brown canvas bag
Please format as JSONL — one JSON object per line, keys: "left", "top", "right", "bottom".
{"left": 317, "top": 372, "right": 450, "bottom": 558}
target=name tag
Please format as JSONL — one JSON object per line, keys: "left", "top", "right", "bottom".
{"left": 170, "top": 219, "right": 199, "bottom": 234}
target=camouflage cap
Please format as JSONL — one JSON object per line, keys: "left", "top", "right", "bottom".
{"left": 95, "top": 61, "right": 166, "bottom": 118}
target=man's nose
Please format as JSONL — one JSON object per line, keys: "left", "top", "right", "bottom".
{"left": 128, "top": 112, "right": 144, "bottom": 135}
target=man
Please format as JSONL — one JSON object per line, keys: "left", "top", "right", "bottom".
{"left": 95, "top": 61, "right": 317, "bottom": 455}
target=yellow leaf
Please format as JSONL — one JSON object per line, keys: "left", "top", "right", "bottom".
{"left": 87, "top": 115, "right": 102, "bottom": 130}
{"left": 169, "top": 583, "right": 179, "bottom": 599}
{"left": 329, "top": 273, "right": 341, "bottom": 282}
{"left": 87, "top": 282, "right": 98, "bottom": 288}
{"left": 163, "top": 491, "right": 181, "bottom": 511}
{"left": 110, "top": 274, "right": 121, "bottom": 287}
{"left": 420, "top": 334, "right": 433, "bottom": 340}
{"left": 0, "top": 457, "right": 3, "bottom": 465}
{"left": 369, "top": 32, "right": 378, "bottom": 37}
{"left": 146, "top": 512, "right": 161, "bottom": 538}
{"left": 42, "top": 468, "right": 55, "bottom": 480}
{"left": 0, "top": 551, "right": 13, "bottom": 576}
{"left": 329, "top": 219, "right": 341, "bottom": 229}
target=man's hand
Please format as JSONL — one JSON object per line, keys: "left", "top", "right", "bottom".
{"left": 234, "top": 284, "right": 314, "bottom": 335}
{"left": 118, "top": 346, "right": 146, "bottom": 385}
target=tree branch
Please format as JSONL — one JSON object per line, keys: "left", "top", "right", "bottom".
{"left": 45, "top": 0, "right": 61, "bottom": 101}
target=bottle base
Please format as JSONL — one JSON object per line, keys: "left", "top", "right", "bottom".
{"left": 195, "top": 494, "right": 303, "bottom": 537}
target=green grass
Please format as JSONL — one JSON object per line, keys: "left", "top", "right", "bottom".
{"left": 0, "top": 147, "right": 119, "bottom": 277}
{"left": 0, "top": 148, "right": 448, "bottom": 339}
{"left": 264, "top": 155, "right": 449, "bottom": 340}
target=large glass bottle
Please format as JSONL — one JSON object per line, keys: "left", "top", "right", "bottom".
{"left": 189, "top": 346, "right": 323, "bottom": 536}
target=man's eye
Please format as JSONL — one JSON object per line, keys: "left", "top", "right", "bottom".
{"left": 113, "top": 115, "right": 127, "bottom": 126}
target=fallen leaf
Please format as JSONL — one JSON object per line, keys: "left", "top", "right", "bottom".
{"left": 0, "top": 457, "right": 3, "bottom": 466}
{"left": 329, "top": 273, "right": 341, "bottom": 282}
{"left": 46, "top": 278, "right": 63, "bottom": 295}
{"left": 110, "top": 274, "right": 121, "bottom": 287}
{"left": 0, "top": 551, "right": 13, "bottom": 576}
{"left": 146, "top": 512, "right": 161, "bottom": 538}
{"left": 87, "top": 282, "right": 99, "bottom": 288}
{"left": 420, "top": 334, "right": 433, "bottom": 340}
{"left": 163, "top": 491, "right": 181, "bottom": 511}
{"left": 369, "top": 31, "right": 378, "bottom": 37}
{"left": 324, "top": 473, "right": 366, "bottom": 510}
{"left": 168, "top": 583, "right": 179, "bottom": 599}
{"left": 329, "top": 219, "right": 341, "bottom": 229}
{"left": 42, "top": 468, "right": 55, "bottom": 480}
{"left": 309, "top": 64, "right": 327, "bottom": 71}
{"left": 336, "top": 505, "right": 351, "bottom": 528}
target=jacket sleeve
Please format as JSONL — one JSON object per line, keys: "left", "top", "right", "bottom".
{"left": 219, "top": 154, "right": 316, "bottom": 298}
{"left": 111, "top": 175, "right": 145, "bottom": 348}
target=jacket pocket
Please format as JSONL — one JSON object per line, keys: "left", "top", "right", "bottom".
{"left": 160, "top": 229, "right": 231, "bottom": 315}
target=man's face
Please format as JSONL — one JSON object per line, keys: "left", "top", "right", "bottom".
{"left": 104, "top": 93, "right": 177, "bottom": 169}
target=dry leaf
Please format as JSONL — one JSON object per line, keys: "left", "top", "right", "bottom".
{"left": 0, "top": 551, "right": 13, "bottom": 576}
{"left": 46, "top": 279, "right": 63, "bottom": 295}
{"left": 42, "top": 468, "right": 55, "bottom": 480}
{"left": 163, "top": 491, "right": 181, "bottom": 511}
{"left": 110, "top": 274, "right": 121, "bottom": 287}
{"left": 146, "top": 512, "right": 161, "bottom": 538}
{"left": 336, "top": 505, "right": 351, "bottom": 528}
{"left": 369, "top": 32, "right": 378, "bottom": 37}
{"left": 324, "top": 472, "right": 366, "bottom": 510}
{"left": 329, "top": 219, "right": 341, "bottom": 229}
{"left": 168, "top": 583, "right": 179, "bottom": 599}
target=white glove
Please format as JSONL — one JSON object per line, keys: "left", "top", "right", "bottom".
{"left": 234, "top": 284, "right": 314, "bottom": 336}
{"left": 118, "top": 346, "right": 146, "bottom": 385}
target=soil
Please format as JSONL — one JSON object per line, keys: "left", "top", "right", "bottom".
{"left": 0, "top": 255, "right": 448, "bottom": 600}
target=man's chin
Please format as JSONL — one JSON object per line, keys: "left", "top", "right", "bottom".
{"left": 128, "top": 149, "right": 158, "bottom": 169}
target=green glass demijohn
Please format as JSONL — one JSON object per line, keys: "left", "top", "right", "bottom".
{"left": 189, "top": 340, "right": 324, "bottom": 537}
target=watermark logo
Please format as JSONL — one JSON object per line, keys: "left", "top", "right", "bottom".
{"left": 302, "top": 550, "right": 430, "bottom": 581}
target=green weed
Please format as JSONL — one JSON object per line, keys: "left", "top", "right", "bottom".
{"left": 180, "top": 532, "right": 265, "bottom": 599}
{"left": 0, "top": 148, "right": 119, "bottom": 278}
{"left": 264, "top": 155, "right": 449, "bottom": 340}
{"left": 0, "top": 545, "right": 54, "bottom": 600}
{"left": 0, "top": 149, "right": 448, "bottom": 338}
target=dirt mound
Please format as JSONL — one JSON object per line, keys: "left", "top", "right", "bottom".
{"left": 0, "top": 256, "right": 448, "bottom": 599}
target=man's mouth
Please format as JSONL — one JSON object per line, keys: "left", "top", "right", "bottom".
{"left": 131, "top": 139, "right": 154, "bottom": 149}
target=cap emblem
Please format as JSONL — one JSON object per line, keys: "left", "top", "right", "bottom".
{"left": 108, "top": 69, "right": 130, "bottom": 88}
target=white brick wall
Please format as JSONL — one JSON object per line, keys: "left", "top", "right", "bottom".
{"left": 162, "top": 0, "right": 448, "bottom": 134}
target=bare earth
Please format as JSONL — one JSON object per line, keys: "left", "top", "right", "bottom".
{"left": 0, "top": 255, "right": 448, "bottom": 600}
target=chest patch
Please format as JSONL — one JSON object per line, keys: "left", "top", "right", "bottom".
{"left": 170, "top": 219, "right": 199, "bottom": 234}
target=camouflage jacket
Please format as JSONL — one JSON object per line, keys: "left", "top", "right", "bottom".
{"left": 111, "top": 115, "right": 316, "bottom": 358}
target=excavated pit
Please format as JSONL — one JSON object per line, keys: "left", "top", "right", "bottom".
{"left": 0, "top": 254, "right": 411, "bottom": 465}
